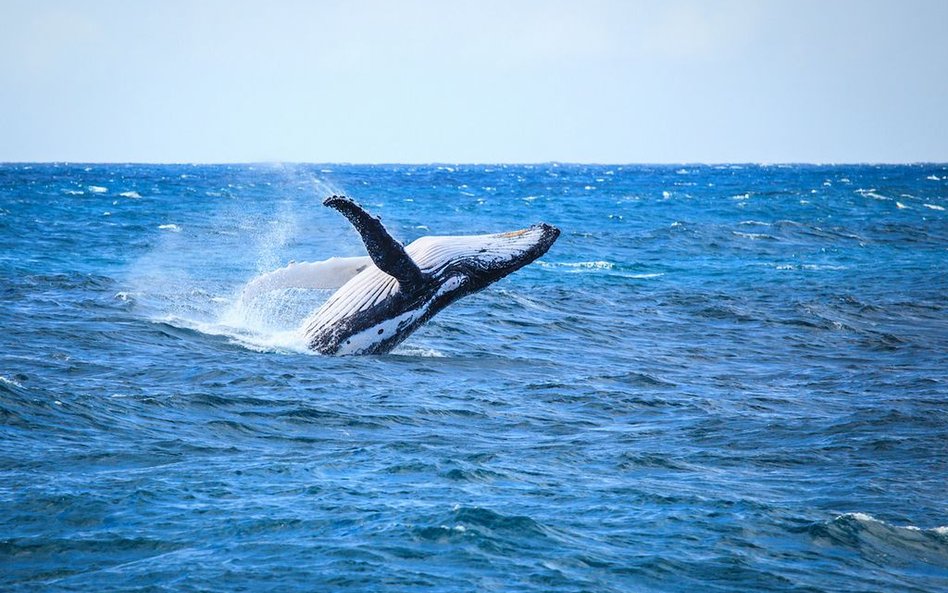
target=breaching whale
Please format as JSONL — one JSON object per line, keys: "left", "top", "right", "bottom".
{"left": 293, "top": 195, "right": 559, "bottom": 355}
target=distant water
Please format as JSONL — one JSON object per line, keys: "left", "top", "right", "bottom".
{"left": 1, "top": 163, "right": 946, "bottom": 592}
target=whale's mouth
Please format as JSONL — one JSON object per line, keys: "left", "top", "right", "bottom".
{"left": 406, "top": 223, "right": 560, "bottom": 285}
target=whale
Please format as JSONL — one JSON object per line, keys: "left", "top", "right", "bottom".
{"left": 292, "top": 195, "right": 559, "bottom": 355}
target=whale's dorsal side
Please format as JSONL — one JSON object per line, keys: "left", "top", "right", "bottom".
{"left": 323, "top": 196, "right": 426, "bottom": 292}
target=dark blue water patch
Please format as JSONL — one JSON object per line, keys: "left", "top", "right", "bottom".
{"left": 1, "top": 163, "right": 947, "bottom": 592}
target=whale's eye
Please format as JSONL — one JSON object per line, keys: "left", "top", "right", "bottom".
{"left": 377, "top": 328, "right": 384, "bottom": 335}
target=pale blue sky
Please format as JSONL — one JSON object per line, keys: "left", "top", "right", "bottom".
{"left": 2, "top": 0, "right": 946, "bottom": 163}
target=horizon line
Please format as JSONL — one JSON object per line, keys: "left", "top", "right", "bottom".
{"left": 2, "top": 160, "right": 947, "bottom": 167}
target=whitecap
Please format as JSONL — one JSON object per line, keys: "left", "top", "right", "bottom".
{"left": 923, "top": 203, "right": 945, "bottom": 211}
{"left": 562, "top": 260, "right": 616, "bottom": 270}
{"left": 87, "top": 185, "right": 108, "bottom": 193}
{"left": 775, "top": 264, "right": 847, "bottom": 271}
{"left": 119, "top": 191, "right": 141, "bottom": 199}
{"left": 855, "top": 188, "right": 890, "bottom": 200}
{"left": 542, "top": 260, "right": 615, "bottom": 270}
{"left": 832, "top": 512, "right": 948, "bottom": 535}
{"left": 63, "top": 189, "right": 84, "bottom": 195}
{"left": 158, "top": 224, "right": 181, "bottom": 232}
{"left": 732, "top": 231, "right": 773, "bottom": 240}
{"left": 926, "top": 175, "right": 941, "bottom": 181}
{"left": 391, "top": 346, "right": 447, "bottom": 358}
{"left": 0, "top": 375, "right": 24, "bottom": 389}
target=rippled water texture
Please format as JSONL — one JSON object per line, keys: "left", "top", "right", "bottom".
{"left": 1, "top": 163, "right": 946, "bottom": 592}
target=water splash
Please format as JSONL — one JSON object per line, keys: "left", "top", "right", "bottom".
{"left": 123, "top": 170, "right": 354, "bottom": 353}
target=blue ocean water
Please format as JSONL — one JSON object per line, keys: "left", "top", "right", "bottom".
{"left": 1, "top": 163, "right": 946, "bottom": 592}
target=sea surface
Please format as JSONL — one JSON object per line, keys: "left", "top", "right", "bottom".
{"left": 1, "top": 163, "right": 946, "bottom": 592}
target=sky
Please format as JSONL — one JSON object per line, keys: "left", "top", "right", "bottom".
{"left": 1, "top": 0, "right": 947, "bottom": 163}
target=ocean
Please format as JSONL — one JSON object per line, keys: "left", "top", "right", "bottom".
{"left": 1, "top": 163, "right": 946, "bottom": 592}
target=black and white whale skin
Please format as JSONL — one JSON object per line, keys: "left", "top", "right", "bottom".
{"left": 302, "top": 196, "right": 559, "bottom": 355}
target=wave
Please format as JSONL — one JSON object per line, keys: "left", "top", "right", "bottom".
{"left": 732, "top": 231, "right": 776, "bottom": 240}
{"left": 413, "top": 505, "right": 556, "bottom": 544}
{"left": 390, "top": 346, "right": 447, "bottom": 358}
{"left": 537, "top": 260, "right": 663, "bottom": 279}
{"left": 801, "top": 513, "right": 948, "bottom": 563}
{"left": 855, "top": 188, "right": 890, "bottom": 200}
{"left": 773, "top": 263, "right": 847, "bottom": 271}
{"left": 539, "top": 260, "right": 614, "bottom": 270}
{"left": 0, "top": 374, "right": 25, "bottom": 389}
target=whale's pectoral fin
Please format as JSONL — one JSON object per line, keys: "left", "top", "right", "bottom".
{"left": 323, "top": 195, "right": 427, "bottom": 290}
{"left": 239, "top": 256, "right": 372, "bottom": 303}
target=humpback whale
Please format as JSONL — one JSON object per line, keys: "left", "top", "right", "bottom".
{"left": 297, "top": 195, "right": 559, "bottom": 355}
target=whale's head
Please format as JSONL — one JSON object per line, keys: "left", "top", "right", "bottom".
{"left": 406, "top": 223, "right": 560, "bottom": 294}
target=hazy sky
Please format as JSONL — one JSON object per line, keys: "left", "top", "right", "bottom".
{"left": 2, "top": 0, "right": 946, "bottom": 163}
